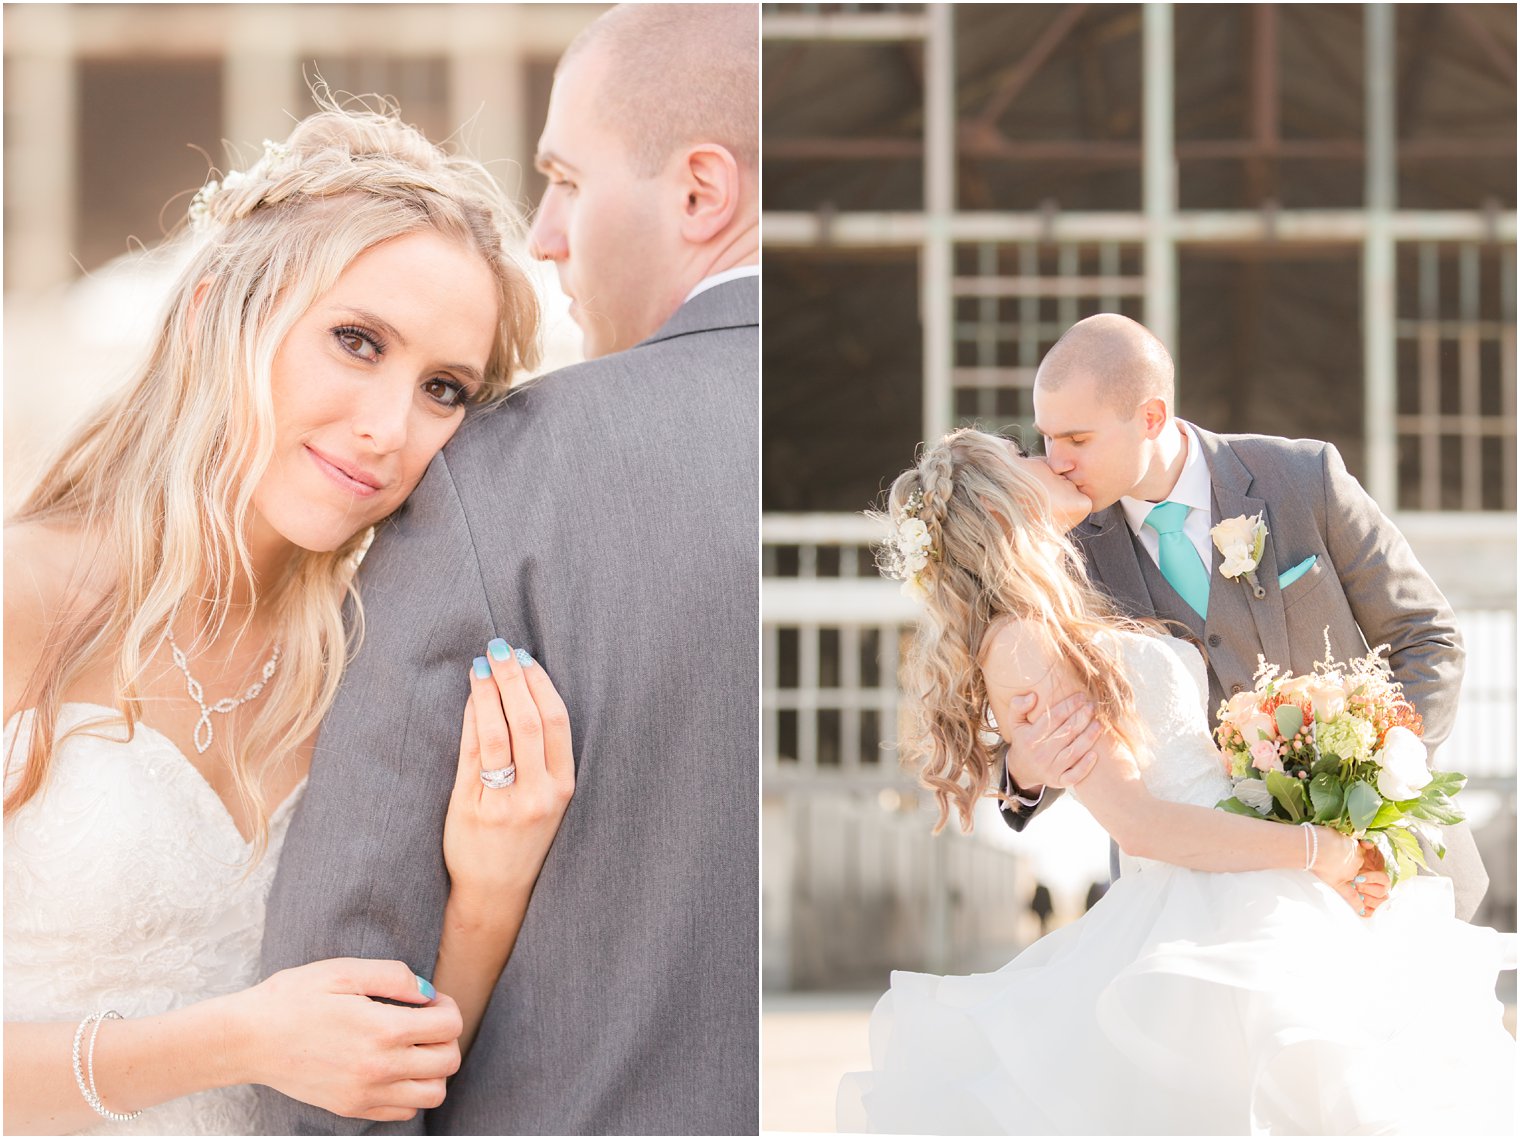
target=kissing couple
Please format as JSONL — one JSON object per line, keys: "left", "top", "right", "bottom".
{"left": 840, "top": 314, "right": 1514, "bottom": 1134}
{"left": 5, "top": 5, "right": 758, "bottom": 1135}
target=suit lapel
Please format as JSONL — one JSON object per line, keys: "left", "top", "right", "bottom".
{"left": 1198, "top": 428, "right": 1292, "bottom": 671}
{"left": 1078, "top": 507, "right": 1156, "bottom": 618}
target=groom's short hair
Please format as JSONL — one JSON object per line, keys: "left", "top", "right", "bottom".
{"left": 561, "top": 3, "right": 758, "bottom": 177}
{"left": 1036, "top": 313, "right": 1175, "bottom": 417}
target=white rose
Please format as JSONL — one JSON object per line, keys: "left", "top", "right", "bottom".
{"left": 1219, "top": 690, "right": 1261, "bottom": 726}
{"left": 903, "top": 550, "right": 929, "bottom": 574}
{"left": 1237, "top": 709, "right": 1277, "bottom": 744}
{"left": 901, "top": 575, "right": 930, "bottom": 602}
{"left": 1234, "top": 779, "right": 1275, "bottom": 815}
{"left": 898, "top": 518, "right": 929, "bottom": 547}
{"left": 1303, "top": 677, "right": 1347, "bottom": 722}
{"left": 1210, "top": 514, "right": 1258, "bottom": 551}
{"left": 1219, "top": 553, "right": 1255, "bottom": 578}
{"left": 1375, "top": 726, "right": 1432, "bottom": 801}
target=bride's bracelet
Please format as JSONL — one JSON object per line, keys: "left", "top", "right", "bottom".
{"left": 1299, "top": 821, "right": 1318, "bottom": 871}
{"left": 71, "top": 1010, "right": 143, "bottom": 1122}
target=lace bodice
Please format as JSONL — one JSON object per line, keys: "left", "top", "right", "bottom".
{"left": 4, "top": 703, "right": 304, "bottom": 1135}
{"left": 1075, "top": 632, "right": 1236, "bottom": 874}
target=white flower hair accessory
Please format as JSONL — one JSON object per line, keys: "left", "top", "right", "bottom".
{"left": 1211, "top": 512, "right": 1268, "bottom": 599}
{"left": 188, "top": 138, "right": 293, "bottom": 233}
{"left": 892, "top": 487, "right": 940, "bottom": 600}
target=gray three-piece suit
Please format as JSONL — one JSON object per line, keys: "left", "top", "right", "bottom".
{"left": 258, "top": 279, "right": 759, "bottom": 1135}
{"left": 1001, "top": 423, "right": 1488, "bottom": 921}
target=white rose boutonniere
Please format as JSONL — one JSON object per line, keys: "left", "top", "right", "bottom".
{"left": 1210, "top": 513, "right": 1268, "bottom": 599}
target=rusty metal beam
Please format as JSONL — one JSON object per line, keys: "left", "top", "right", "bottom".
{"left": 975, "top": 4, "right": 1089, "bottom": 130}
{"left": 1447, "top": 3, "right": 1517, "bottom": 87}
{"left": 763, "top": 136, "right": 1516, "bottom": 164}
{"left": 1395, "top": 5, "right": 1440, "bottom": 140}
{"left": 1253, "top": 4, "right": 1280, "bottom": 147}
{"left": 951, "top": 276, "right": 1146, "bottom": 298}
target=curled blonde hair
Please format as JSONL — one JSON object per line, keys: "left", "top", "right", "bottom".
{"left": 6, "top": 96, "right": 541, "bottom": 860}
{"left": 875, "top": 428, "right": 1157, "bottom": 834}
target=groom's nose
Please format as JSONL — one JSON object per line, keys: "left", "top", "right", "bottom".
{"left": 528, "top": 200, "right": 568, "bottom": 263}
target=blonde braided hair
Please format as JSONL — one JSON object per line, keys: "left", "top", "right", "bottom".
{"left": 6, "top": 94, "right": 539, "bottom": 862}
{"left": 875, "top": 428, "right": 1157, "bottom": 833}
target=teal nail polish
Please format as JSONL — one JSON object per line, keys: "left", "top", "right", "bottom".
{"left": 415, "top": 974, "right": 436, "bottom": 1000}
{"left": 488, "top": 638, "right": 512, "bottom": 661}
{"left": 1354, "top": 875, "right": 1366, "bottom": 884}
{"left": 472, "top": 656, "right": 491, "bottom": 679}
{"left": 515, "top": 648, "right": 535, "bottom": 668}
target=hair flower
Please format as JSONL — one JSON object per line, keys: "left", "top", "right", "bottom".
{"left": 187, "top": 137, "right": 295, "bottom": 233}
{"left": 889, "top": 487, "right": 939, "bottom": 599}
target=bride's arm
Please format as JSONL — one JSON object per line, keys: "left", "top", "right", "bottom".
{"left": 434, "top": 643, "right": 575, "bottom": 1055}
{"left": 4, "top": 961, "right": 461, "bottom": 1134}
{"left": 981, "top": 621, "right": 1370, "bottom": 896}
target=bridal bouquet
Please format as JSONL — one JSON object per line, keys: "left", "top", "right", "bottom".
{"left": 1213, "top": 643, "right": 1466, "bottom": 884}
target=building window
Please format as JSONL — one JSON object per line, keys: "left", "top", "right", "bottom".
{"left": 77, "top": 58, "right": 223, "bottom": 271}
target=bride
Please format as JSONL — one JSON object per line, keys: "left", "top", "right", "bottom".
{"left": 4, "top": 101, "right": 574, "bottom": 1133}
{"left": 838, "top": 428, "right": 1515, "bottom": 1135}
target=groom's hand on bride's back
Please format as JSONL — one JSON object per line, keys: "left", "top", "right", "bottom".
{"left": 1004, "top": 690, "right": 1103, "bottom": 796}
{"left": 226, "top": 957, "right": 462, "bottom": 1121}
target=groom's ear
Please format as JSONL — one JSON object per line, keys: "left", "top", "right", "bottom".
{"left": 675, "top": 143, "right": 741, "bottom": 243}
{"left": 1139, "top": 397, "right": 1170, "bottom": 439}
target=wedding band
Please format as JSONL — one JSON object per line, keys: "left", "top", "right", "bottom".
{"left": 480, "top": 765, "right": 516, "bottom": 789}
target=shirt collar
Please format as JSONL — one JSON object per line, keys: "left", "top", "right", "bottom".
{"left": 1118, "top": 419, "right": 1211, "bottom": 533}
{"left": 683, "top": 264, "right": 760, "bottom": 304}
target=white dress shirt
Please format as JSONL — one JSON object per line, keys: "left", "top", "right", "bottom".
{"left": 683, "top": 264, "right": 760, "bottom": 304}
{"left": 1118, "top": 419, "right": 1214, "bottom": 572}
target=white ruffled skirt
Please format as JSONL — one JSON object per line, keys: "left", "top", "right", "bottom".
{"left": 838, "top": 866, "right": 1516, "bottom": 1135}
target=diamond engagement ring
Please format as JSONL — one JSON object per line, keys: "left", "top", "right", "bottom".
{"left": 480, "top": 765, "right": 517, "bottom": 789}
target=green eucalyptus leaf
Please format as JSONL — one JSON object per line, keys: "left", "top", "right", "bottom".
{"left": 1345, "top": 780, "right": 1382, "bottom": 831}
{"left": 1310, "top": 753, "right": 1341, "bottom": 778}
{"left": 1307, "top": 774, "right": 1343, "bottom": 822}
{"left": 1264, "top": 770, "right": 1307, "bottom": 822}
{"left": 1217, "top": 797, "right": 1262, "bottom": 818}
{"left": 1274, "top": 704, "right": 1304, "bottom": 741}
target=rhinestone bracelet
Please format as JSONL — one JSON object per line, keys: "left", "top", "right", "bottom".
{"left": 1300, "top": 821, "right": 1319, "bottom": 871}
{"left": 72, "top": 1010, "right": 143, "bottom": 1122}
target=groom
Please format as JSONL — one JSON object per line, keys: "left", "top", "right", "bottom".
{"left": 259, "top": 5, "right": 758, "bottom": 1134}
{"left": 998, "top": 313, "right": 1489, "bottom": 921}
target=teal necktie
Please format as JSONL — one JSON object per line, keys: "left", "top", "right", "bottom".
{"left": 1144, "top": 501, "right": 1210, "bottom": 619}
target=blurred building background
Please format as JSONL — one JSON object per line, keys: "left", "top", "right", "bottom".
{"left": 761, "top": 0, "right": 1517, "bottom": 1027}
{"left": 3, "top": 2, "right": 609, "bottom": 511}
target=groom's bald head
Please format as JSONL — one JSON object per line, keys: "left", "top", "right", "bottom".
{"left": 561, "top": 3, "right": 759, "bottom": 176}
{"left": 1036, "top": 313, "right": 1175, "bottom": 416}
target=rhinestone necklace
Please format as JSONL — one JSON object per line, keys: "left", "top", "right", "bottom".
{"left": 166, "top": 631, "right": 282, "bottom": 754}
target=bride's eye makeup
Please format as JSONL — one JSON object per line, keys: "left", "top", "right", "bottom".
{"left": 421, "top": 375, "right": 473, "bottom": 410}
{"left": 332, "top": 324, "right": 385, "bottom": 361}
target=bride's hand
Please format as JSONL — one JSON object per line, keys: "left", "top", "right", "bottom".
{"left": 1309, "top": 828, "right": 1391, "bottom": 918}
{"left": 443, "top": 642, "right": 575, "bottom": 910}
{"left": 227, "top": 958, "right": 462, "bottom": 1121}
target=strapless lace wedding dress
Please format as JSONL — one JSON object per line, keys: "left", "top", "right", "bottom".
{"left": 838, "top": 632, "right": 1516, "bottom": 1135}
{"left": 5, "top": 703, "right": 305, "bottom": 1135}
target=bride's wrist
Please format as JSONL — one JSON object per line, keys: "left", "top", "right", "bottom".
{"left": 444, "top": 886, "right": 528, "bottom": 937}
{"left": 1308, "top": 826, "right": 1354, "bottom": 875}
{"left": 198, "top": 991, "right": 256, "bottom": 1090}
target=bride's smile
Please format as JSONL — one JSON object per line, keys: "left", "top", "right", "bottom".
{"left": 250, "top": 230, "right": 499, "bottom": 559}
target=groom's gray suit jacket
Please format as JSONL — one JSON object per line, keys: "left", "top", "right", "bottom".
{"left": 258, "top": 279, "right": 759, "bottom": 1135}
{"left": 1001, "top": 423, "right": 1487, "bottom": 920}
